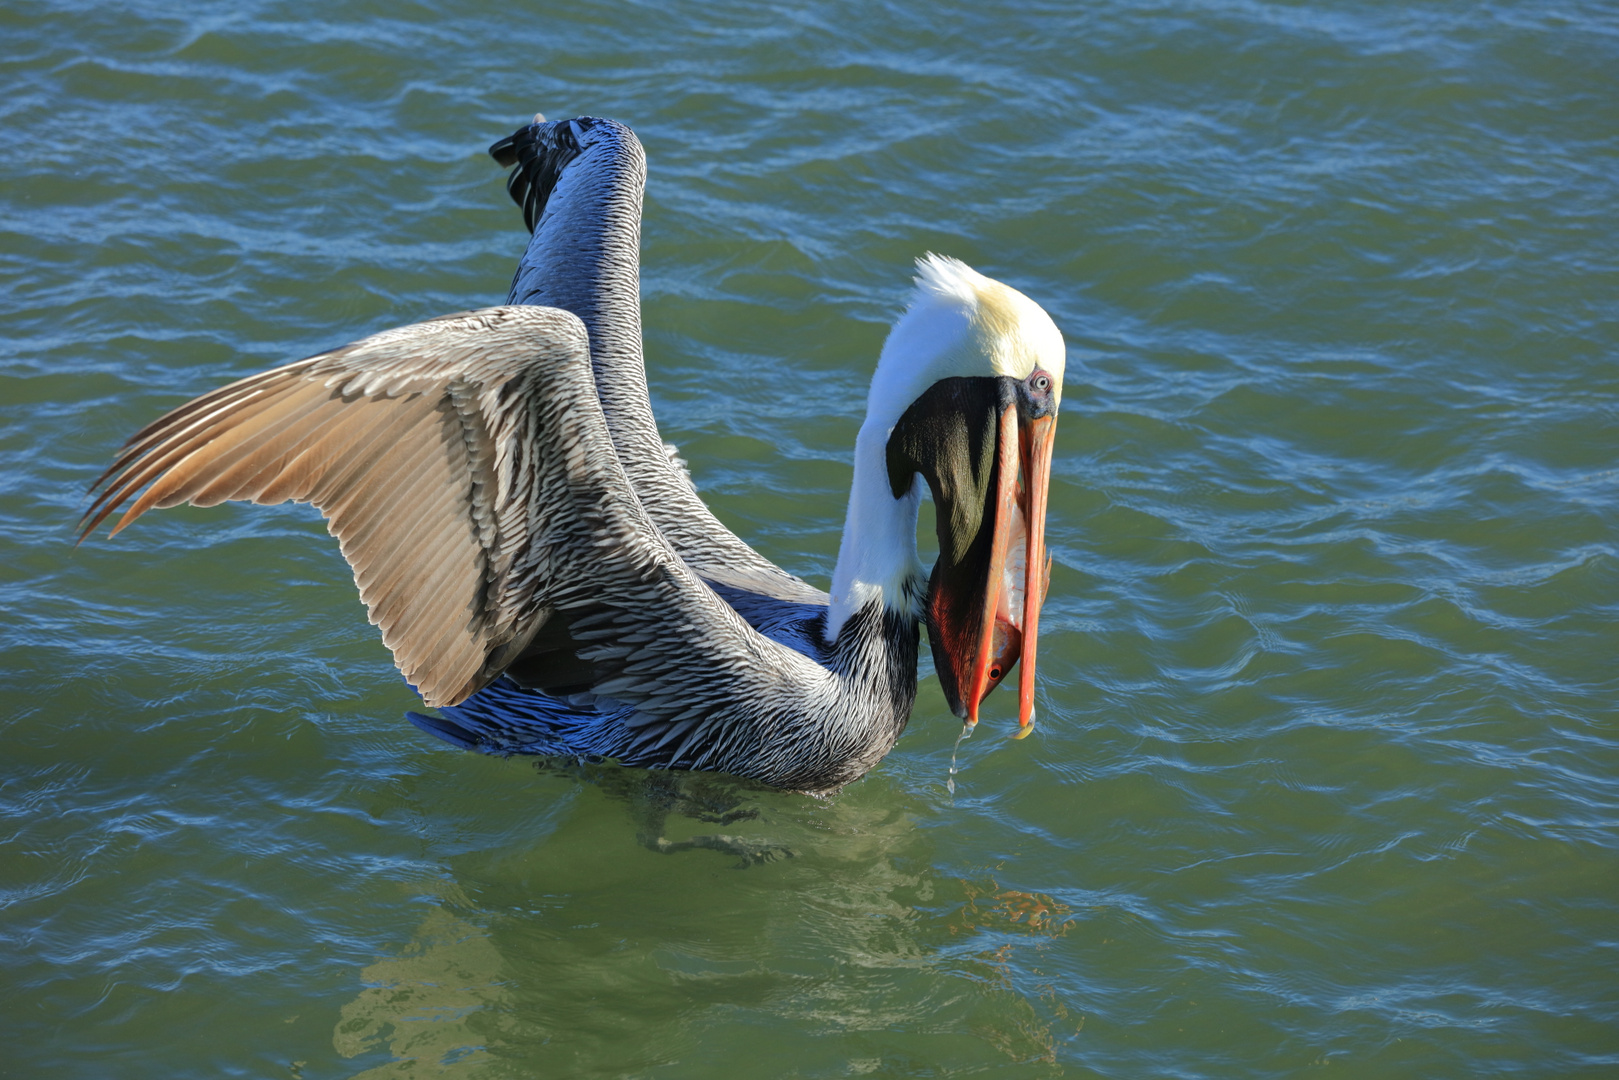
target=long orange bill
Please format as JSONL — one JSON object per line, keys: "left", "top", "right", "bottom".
{"left": 915, "top": 374, "right": 1057, "bottom": 731}
{"left": 961, "top": 402, "right": 1054, "bottom": 731}
{"left": 959, "top": 402, "right": 1023, "bottom": 725}
{"left": 1012, "top": 411, "right": 1055, "bottom": 736}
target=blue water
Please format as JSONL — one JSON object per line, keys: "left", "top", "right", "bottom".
{"left": 3, "top": 1, "right": 1617, "bottom": 1076}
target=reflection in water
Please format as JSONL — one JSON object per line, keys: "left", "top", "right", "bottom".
{"left": 333, "top": 766, "right": 1083, "bottom": 1074}
{"left": 334, "top": 890, "right": 506, "bottom": 1077}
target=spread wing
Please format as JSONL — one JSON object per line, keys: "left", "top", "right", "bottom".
{"left": 489, "top": 116, "right": 827, "bottom": 607}
{"left": 82, "top": 305, "right": 835, "bottom": 713}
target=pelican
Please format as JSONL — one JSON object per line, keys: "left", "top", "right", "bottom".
{"left": 82, "top": 115, "right": 1064, "bottom": 794}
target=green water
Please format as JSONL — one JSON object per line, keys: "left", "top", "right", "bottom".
{"left": 3, "top": 1, "right": 1616, "bottom": 1076}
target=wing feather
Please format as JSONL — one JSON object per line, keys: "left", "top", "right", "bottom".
{"left": 306, "top": 399, "right": 437, "bottom": 517}
{"left": 329, "top": 412, "right": 455, "bottom": 557}
{"left": 179, "top": 383, "right": 345, "bottom": 506}
{"left": 84, "top": 308, "right": 580, "bottom": 704}
{"left": 347, "top": 481, "right": 462, "bottom": 597}
{"left": 366, "top": 512, "right": 469, "bottom": 633}
{"left": 84, "top": 304, "right": 839, "bottom": 731}
{"left": 255, "top": 398, "right": 397, "bottom": 505}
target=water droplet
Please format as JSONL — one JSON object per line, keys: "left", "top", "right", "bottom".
{"left": 948, "top": 721, "right": 974, "bottom": 796}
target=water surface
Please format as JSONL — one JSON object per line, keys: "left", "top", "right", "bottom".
{"left": 3, "top": 1, "right": 1616, "bottom": 1076}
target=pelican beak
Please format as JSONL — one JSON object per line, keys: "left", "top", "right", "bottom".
{"left": 887, "top": 372, "right": 1057, "bottom": 731}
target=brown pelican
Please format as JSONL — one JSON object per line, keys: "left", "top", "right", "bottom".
{"left": 82, "top": 116, "right": 1064, "bottom": 794}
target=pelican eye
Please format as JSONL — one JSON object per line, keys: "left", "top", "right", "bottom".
{"left": 1030, "top": 373, "right": 1051, "bottom": 392}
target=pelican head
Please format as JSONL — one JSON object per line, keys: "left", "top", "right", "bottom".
{"left": 832, "top": 255, "right": 1064, "bottom": 730}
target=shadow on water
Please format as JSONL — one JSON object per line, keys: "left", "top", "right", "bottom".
{"left": 332, "top": 757, "right": 1082, "bottom": 1077}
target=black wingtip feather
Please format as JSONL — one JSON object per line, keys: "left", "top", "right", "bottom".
{"left": 488, "top": 133, "right": 520, "bottom": 168}
{"left": 487, "top": 118, "right": 589, "bottom": 235}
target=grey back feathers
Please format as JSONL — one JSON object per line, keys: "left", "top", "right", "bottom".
{"left": 492, "top": 117, "right": 822, "bottom": 606}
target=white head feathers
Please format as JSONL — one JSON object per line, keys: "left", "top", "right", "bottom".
{"left": 827, "top": 256, "right": 1065, "bottom": 636}
{"left": 863, "top": 255, "right": 1066, "bottom": 434}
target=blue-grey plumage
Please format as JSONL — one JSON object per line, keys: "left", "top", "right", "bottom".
{"left": 492, "top": 117, "right": 820, "bottom": 607}
{"left": 82, "top": 115, "right": 1067, "bottom": 795}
